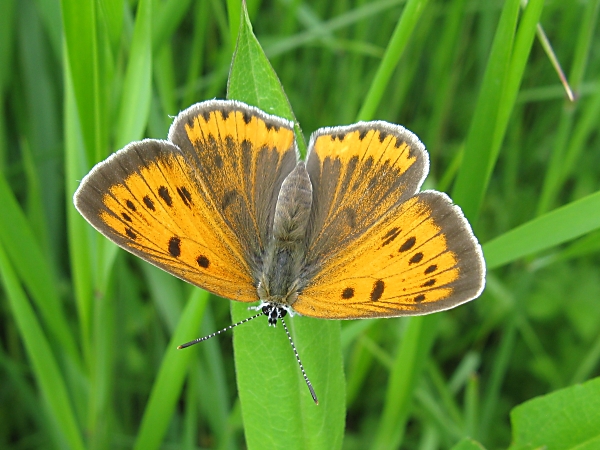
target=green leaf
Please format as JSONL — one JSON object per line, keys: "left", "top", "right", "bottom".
{"left": 227, "top": 2, "right": 306, "bottom": 156}
{"left": 227, "top": 3, "right": 345, "bottom": 449}
{"left": 232, "top": 303, "right": 345, "bottom": 449}
{"left": 509, "top": 377, "right": 600, "bottom": 450}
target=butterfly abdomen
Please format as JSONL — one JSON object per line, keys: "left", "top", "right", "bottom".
{"left": 258, "top": 162, "right": 312, "bottom": 305}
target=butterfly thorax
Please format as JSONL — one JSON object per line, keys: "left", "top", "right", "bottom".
{"left": 257, "top": 162, "right": 312, "bottom": 309}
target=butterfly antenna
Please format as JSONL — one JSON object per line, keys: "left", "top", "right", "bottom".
{"left": 280, "top": 317, "right": 319, "bottom": 405}
{"left": 177, "top": 312, "right": 263, "bottom": 349}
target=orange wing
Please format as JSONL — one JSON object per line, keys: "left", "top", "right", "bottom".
{"left": 294, "top": 122, "right": 485, "bottom": 318}
{"left": 74, "top": 100, "right": 297, "bottom": 302}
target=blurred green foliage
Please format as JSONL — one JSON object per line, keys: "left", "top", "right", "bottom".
{"left": 0, "top": 0, "right": 599, "bottom": 449}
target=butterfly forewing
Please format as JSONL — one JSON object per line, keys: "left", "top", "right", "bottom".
{"left": 295, "top": 123, "right": 485, "bottom": 318}
{"left": 168, "top": 100, "right": 298, "bottom": 277}
{"left": 302, "top": 122, "right": 428, "bottom": 276}
{"left": 74, "top": 101, "right": 298, "bottom": 302}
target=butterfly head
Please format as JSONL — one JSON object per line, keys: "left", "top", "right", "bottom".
{"left": 259, "top": 302, "right": 290, "bottom": 326}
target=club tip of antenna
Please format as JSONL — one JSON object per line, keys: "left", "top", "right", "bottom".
{"left": 308, "top": 384, "right": 319, "bottom": 405}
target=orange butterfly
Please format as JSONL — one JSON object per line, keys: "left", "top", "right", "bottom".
{"left": 74, "top": 100, "right": 486, "bottom": 404}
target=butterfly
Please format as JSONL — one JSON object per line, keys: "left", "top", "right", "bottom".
{"left": 74, "top": 99, "right": 486, "bottom": 404}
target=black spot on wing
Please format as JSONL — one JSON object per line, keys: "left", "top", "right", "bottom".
{"left": 414, "top": 294, "right": 425, "bottom": 302}
{"left": 197, "top": 255, "right": 210, "bottom": 268}
{"left": 409, "top": 252, "right": 424, "bottom": 264}
{"left": 177, "top": 186, "right": 192, "bottom": 207}
{"left": 143, "top": 195, "right": 155, "bottom": 211}
{"left": 122, "top": 212, "right": 132, "bottom": 222}
{"left": 169, "top": 237, "right": 181, "bottom": 257}
{"left": 126, "top": 200, "right": 136, "bottom": 211}
{"left": 382, "top": 227, "right": 401, "bottom": 247}
{"left": 126, "top": 228, "right": 137, "bottom": 240}
{"left": 158, "top": 186, "right": 173, "bottom": 207}
{"left": 371, "top": 280, "right": 385, "bottom": 301}
{"left": 342, "top": 287, "right": 355, "bottom": 299}
{"left": 425, "top": 264, "right": 437, "bottom": 274}
{"left": 399, "top": 236, "right": 416, "bottom": 252}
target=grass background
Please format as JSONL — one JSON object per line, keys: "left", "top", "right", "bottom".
{"left": 1, "top": 0, "right": 600, "bottom": 448}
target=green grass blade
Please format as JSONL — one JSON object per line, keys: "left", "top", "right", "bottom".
{"left": 17, "top": 0, "right": 62, "bottom": 266}
{"left": 133, "top": 289, "right": 209, "bottom": 450}
{"left": 357, "top": 0, "right": 430, "bottom": 121}
{"left": 478, "top": 318, "right": 517, "bottom": 441}
{"left": 153, "top": 0, "right": 193, "bottom": 52}
{"left": 536, "top": 0, "right": 599, "bottom": 215}
{"left": 264, "top": 0, "right": 404, "bottom": 58}
{"left": 62, "top": 0, "right": 105, "bottom": 359}
{"left": 568, "top": 0, "right": 600, "bottom": 92}
{"left": 97, "top": 0, "right": 124, "bottom": 49}
{"left": 371, "top": 315, "right": 439, "bottom": 450}
{"left": 484, "top": 190, "right": 600, "bottom": 270}
{"left": 60, "top": 0, "right": 103, "bottom": 163}
{"left": 451, "top": 438, "right": 487, "bottom": 450}
{"left": 0, "top": 0, "right": 14, "bottom": 173}
{"left": 484, "top": 0, "right": 545, "bottom": 203}
{"left": 0, "top": 243, "right": 85, "bottom": 450}
{"left": 452, "top": 0, "right": 520, "bottom": 222}
{"left": 0, "top": 172, "right": 79, "bottom": 363}
{"left": 64, "top": 50, "right": 94, "bottom": 362}
{"left": 114, "top": 0, "right": 152, "bottom": 148}
{"left": 182, "top": 0, "right": 210, "bottom": 107}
